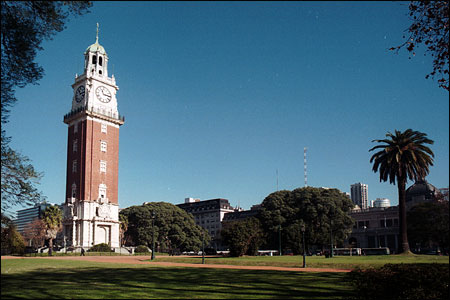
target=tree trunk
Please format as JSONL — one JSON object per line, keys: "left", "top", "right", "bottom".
{"left": 398, "top": 178, "right": 410, "bottom": 253}
{"left": 48, "top": 238, "right": 53, "bottom": 256}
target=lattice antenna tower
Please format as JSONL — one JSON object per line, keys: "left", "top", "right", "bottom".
{"left": 304, "top": 147, "right": 308, "bottom": 187}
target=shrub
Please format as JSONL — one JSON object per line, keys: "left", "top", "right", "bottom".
{"left": 347, "top": 263, "right": 449, "bottom": 300}
{"left": 135, "top": 245, "right": 150, "bottom": 253}
{"left": 88, "top": 243, "right": 112, "bottom": 252}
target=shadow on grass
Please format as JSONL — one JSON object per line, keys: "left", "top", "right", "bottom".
{"left": 2, "top": 265, "right": 354, "bottom": 299}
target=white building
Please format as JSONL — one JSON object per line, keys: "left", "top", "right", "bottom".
{"left": 351, "top": 183, "right": 369, "bottom": 209}
{"left": 177, "top": 198, "right": 235, "bottom": 250}
{"left": 373, "top": 198, "right": 391, "bottom": 208}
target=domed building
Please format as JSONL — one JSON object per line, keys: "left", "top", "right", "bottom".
{"left": 406, "top": 179, "right": 441, "bottom": 209}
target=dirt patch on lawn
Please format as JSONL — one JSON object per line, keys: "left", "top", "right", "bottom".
{"left": 1, "top": 255, "right": 350, "bottom": 273}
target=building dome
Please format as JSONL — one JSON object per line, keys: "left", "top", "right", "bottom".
{"left": 85, "top": 41, "right": 106, "bottom": 55}
{"left": 406, "top": 179, "right": 440, "bottom": 208}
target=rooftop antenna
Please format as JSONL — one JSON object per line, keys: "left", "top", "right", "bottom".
{"left": 276, "top": 169, "right": 279, "bottom": 191}
{"left": 304, "top": 147, "right": 308, "bottom": 187}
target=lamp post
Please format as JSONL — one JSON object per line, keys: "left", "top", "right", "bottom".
{"left": 151, "top": 211, "right": 155, "bottom": 260}
{"left": 202, "top": 231, "right": 205, "bottom": 264}
{"left": 301, "top": 224, "right": 306, "bottom": 268}
{"left": 278, "top": 224, "right": 282, "bottom": 256}
{"left": 330, "top": 220, "right": 334, "bottom": 258}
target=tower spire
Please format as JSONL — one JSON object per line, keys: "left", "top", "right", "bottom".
{"left": 96, "top": 23, "right": 99, "bottom": 43}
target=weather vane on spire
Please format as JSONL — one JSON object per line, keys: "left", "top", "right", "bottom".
{"left": 96, "top": 23, "right": 99, "bottom": 43}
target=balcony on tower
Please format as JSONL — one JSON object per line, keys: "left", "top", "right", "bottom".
{"left": 63, "top": 105, "right": 125, "bottom": 125}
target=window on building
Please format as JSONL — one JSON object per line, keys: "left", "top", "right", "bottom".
{"left": 71, "top": 183, "right": 77, "bottom": 199}
{"left": 358, "top": 221, "right": 365, "bottom": 228}
{"left": 365, "top": 220, "right": 370, "bottom": 228}
{"left": 73, "top": 139, "right": 78, "bottom": 152}
{"left": 99, "top": 56, "right": 103, "bottom": 66}
{"left": 72, "top": 160, "right": 77, "bottom": 173}
{"left": 101, "top": 123, "right": 107, "bottom": 133}
{"left": 386, "top": 219, "right": 393, "bottom": 227}
{"left": 74, "top": 123, "right": 78, "bottom": 134}
{"left": 100, "top": 160, "right": 107, "bottom": 173}
{"left": 101, "top": 141, "right": 107, "bottom": 152}
{"left": 92, "top": 55, "right": 97, "bottom": 64}
{"left": 98, "top": 184, "right": 107, "bottom": 199}
{"left": 394, "top": 218, "right": 399, "bottom": 226}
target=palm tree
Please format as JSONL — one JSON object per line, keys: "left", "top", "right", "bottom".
{"left": 42, "top": 205, "right": 62, "bottom": 256}
{"left": 369, "top": 129, "right": 434, "bottom": 254}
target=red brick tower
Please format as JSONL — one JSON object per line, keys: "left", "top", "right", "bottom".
{"left": 62, "top": 24, "right": 124, "bottom": 249}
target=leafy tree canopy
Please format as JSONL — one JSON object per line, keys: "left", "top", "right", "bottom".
{"left": 1, "top": 1, "right": 92, "bottom": 122}
{"left": 120, "top": 202, "right": 210, "bottom": 253}
{"left": 391, "top": 1, "right": 449, "bottom": 91}
{"left": 1, "top": 1, "right": 91, "bottom": 213}
{"left": 407, "top": 201, "right": 449, "bottom": 252}
{"left": 221, "top": 217, "right": 264, "bottom": 257}
{"left": 258, "top": 187, "right": 354, "bottom": 254}
{"left": 1, "top": 212, "right": 25, "bottom": 255}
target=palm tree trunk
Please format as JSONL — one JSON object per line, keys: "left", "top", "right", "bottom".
{"left": 398, "top": 178, "right": 410, "bottom": 253}
{"left": 48, "top": 238, "right": 53, "bottom": 256}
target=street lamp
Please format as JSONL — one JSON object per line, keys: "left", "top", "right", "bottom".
{"left": 330, "top": 220, "right": 334, "bottom": 258}
{"left": 278, "top": 225, "right": 282, "bottom": 256}
{"left": 202, "top": 230, "right": 205, "bottom": 264}
{"left": 301, "top": 224, "right": 306, "bottom": 268}
{"left": 151, "top": 211, "right": 155, "bottom": 260}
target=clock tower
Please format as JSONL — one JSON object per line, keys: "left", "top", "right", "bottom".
{"left": 62, "top": 24, "right": 124, "bottom": 249}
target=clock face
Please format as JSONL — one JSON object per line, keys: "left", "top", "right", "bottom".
{"left": 75, "top": 86, "right": 85, "bottom": 103}
{"left": 95, "top": 86, "right": 112, "bottom": 103}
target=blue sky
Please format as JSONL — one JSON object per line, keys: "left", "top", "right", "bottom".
{"left": 5, "top": 1, "right": 449, "bottom": 215}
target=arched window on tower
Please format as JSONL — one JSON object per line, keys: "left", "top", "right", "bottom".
{"left": 99, "top": 56, "right": 103, "bottom": 66}
{"left": 92, "top": 55, "right": 97, "bottom": 65}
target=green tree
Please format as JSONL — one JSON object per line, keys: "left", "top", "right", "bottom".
{"left": 369, "top": 129, "right": 434, "bottom": 253}
{"left": 390, "top": 1, "right": 449, "bottom": 91}
{"left": 1, "top": 1, "right": 92, "bottom": 121}
{"left": 22, "top": 218, "right": 47, "bottom": 250}
{"left": 1, "top": 213, "right": 25, "bottom": 255}
{"left": 1, "top": 131, "right": 44, "bottom": 213}
{"left": 1, "top": 1, "right": 91, "bottom": 213}
{"left": 221, "top": 217, "right": 264, "bottom": 257}
{"left": 119, "top": 213, "right": 129, "bottom": 247}
{"left": 407, "top": 201, "right": 449, "bottom": 253}
{"left": 120, "top": 202, "right": 210, "bottom": 253}
{"left": 258, "top": 187, "right": 354, "bottom": 254}
{"left": 42, "top": 205, "right": 62, "bottom": 256}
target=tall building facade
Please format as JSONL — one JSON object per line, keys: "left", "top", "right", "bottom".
{"left": 351, "top": 183, "right": 368, "bottom": 209}
{"left": 177, "top": 198, "right": 235, "bottom": 250}
{"left": 62, "top": 26, "right": 124, "bottom": 249}
{"left": 13, "top": 202, "right": 55, "bottom": 234}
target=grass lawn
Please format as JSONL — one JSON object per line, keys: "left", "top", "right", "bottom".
{"left": 1, "top": 259, "right": 353, "bottom": 299}
{"left": 153, "top": 254, "right": 449, "bottom": 269}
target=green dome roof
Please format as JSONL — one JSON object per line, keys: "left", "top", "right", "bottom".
{"left": 85, "top": 41, "right": 106, "bottom": 55}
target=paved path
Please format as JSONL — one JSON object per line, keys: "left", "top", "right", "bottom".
{"left": 1, "top": 255, "right": 351, "bottom": 273}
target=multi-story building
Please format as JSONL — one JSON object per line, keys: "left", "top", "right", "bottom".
{"left": 62, "top": 25, "right": 124, "bottom": 249}
{"left": 351, "top": 183, "right": 368, "bottom": 209}
{"left": 13, "top": 202, "right": 56, "bottom": 234}
{"left": 222, "top": 204, "right": 262, "bottom": 223}
{"left": 177, "top": 198, "right": 234, "bottom": 250}
{"left": 348, "top": 206, "right": 399, "bottom": 252}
